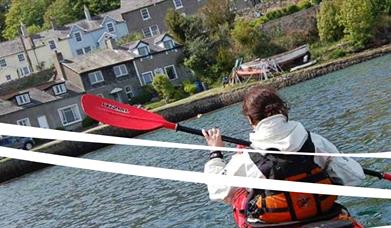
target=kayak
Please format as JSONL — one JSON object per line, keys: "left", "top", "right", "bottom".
{"left": 246, "top": 204, "right": 364, "bottom": 228}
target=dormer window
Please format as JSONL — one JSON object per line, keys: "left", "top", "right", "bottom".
{"left": 138, "top": 46, "right": 149, "bottom": 56}
{"left": 74, "top": 32, "right": 82, "bottom": 42}
{"left": 163, "top": 40, "right": 174, "bottom": 49}
{"left": 53, "top": 83, "right": 67, "bottom": 95}
{"left": 16, "top": 93, "right": 31, "bottom": 106}
{"left": 106, "top": 22, "right": 115, "bottom": 32}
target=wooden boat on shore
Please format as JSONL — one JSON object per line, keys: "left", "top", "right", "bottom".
{"left": 239, "top": 44, "right": 310, "bottom": 72}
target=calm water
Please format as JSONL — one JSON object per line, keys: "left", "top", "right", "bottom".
{"left": 0, "top": 55, "right": 390, "bottom": 227}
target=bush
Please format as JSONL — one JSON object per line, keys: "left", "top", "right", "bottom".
{"left": 152, "top": 74, "right": 177, "bottom": 102}
{"left": 129, "top": 86, "right": 154, "bottom": 105}
{"left": 287, "top": 5, "right": 300, "bottom": 14}
{"left": 298, "top": 0, "right": 313, "bottom": 9}
{"left": 317, "top": 0, "right": 343, "bottom": 42}
{"left": 82, "top": 116, "right": 98, "bottom": 128}
{"left": 330, "top": 48, "right": 346, "bottom": 59}
{"left": 183, "top": 80, "right": 197, "bottom": 95}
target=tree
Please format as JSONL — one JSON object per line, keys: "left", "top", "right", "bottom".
{"left": 165, "top": 9, "right": 204, "bottom": 43}
{"left": 317, "top": 0, "right": 343, "bottom": 42}
{"left": 3, "top": 0, "right": 53, "bottom": 40}
{"left": 199, "top": 0, "right": 235, "bottom": 34}
{"left": 152, "top": 74, "right": 176, "bottom": 103}
{"left": 0, "top": 0, "right": 11, "bottom": 41}
{"left": 43, "top": 0, "right": 76, "bottom": 29}
{"left": 339, "top": 0, "right": 376, "bottom": 47}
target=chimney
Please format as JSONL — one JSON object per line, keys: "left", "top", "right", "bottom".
{"left": 84, "top": 5, "right": 91, "bottom": 21}
{"left": 105, "top": 37, "right": 118, "bottom": 50}
{"left": 20, "top": 22, "right": 28, "bottom": 37}
{"left": 53, "top": 51, "right": 67, "bottom": 81}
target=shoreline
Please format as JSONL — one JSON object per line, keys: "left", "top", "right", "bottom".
{"left": 1, "top": 43, "right": 390, "bottom": 183}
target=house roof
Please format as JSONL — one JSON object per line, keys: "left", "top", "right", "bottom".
{"left": 120, "top": 0, "right": 165, "bottom": 13}
{"left": 0, "top": 80, "right": 84, "bottom": 116}
{"left": 0, "top": 39, "right": 25, "bottom": 58}
{"left": 62, "top": 33, "right": 180, "bottom": 75}
{"left": 31, "top": 8, "right": 124, "bottom": 46}
{"left": 62, "top": 48, "right": 136, "bottom": 74}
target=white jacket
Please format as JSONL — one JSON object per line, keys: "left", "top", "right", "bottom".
{"left": 204, "top": 114, "right": 365, "bottom": 204}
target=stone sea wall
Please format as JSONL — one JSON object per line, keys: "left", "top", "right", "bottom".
{"left": 1, "top": 44, "right": 390, "bottom": 183}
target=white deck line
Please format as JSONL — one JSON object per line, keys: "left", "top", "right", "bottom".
{"left": 0, "top": 123, "right": 390, "bottom": 158}
{"left": 0, "top": 146, "right": 390, "bottom": 199}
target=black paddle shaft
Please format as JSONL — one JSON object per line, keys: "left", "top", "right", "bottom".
{"left": 176, "top": 124, "right": 251, "bottom": 146}
{"left": 175, "top": 124, "right": 382, "bottom": 179}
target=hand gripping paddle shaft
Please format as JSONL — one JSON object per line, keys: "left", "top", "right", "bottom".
{"left": 81, "top": 94, "right": 390, "bottom": 181}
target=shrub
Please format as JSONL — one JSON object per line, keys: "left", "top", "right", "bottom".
{"left": 339, "top": 0, "right": 376, "bottom": 47}
{"left": 317, "top": 0, "right": 344, "bottom": 42}
{"left": 183, "top": 80, "right": 197, "bottom": 95}
{"left": 82, "top": 116, "right": 98, "bottom": 128}
{"left": 330, "top": 48, "right": 346, "bottom": 59}
{"left": 152, "top": 74, "right": 177, "bottom": 102}
{"left": 298, "top": 0, "right": 313, "bottom": 9}
{"left": 287, "top": 5, "right": 300, "bottom": 14}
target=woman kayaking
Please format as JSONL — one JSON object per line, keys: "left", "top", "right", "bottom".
{"left": 202, "top": 86, "right": 365, "bottom": 227}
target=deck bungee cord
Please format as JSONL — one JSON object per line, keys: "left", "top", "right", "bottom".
{"left": 0, "top": 146, "right": 390, "bottom": 199}
{"left": 1, "top": 122, "right": 391, "bottom": 159}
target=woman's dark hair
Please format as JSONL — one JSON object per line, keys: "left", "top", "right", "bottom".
{"left": 242, "top": 86, "right": 289, "bottom": 125}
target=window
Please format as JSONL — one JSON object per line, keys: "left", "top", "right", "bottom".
{"left": 88, "top": 71, "right": 104, "bottom": 85}
{"left": 17, "top": 53, "right": 25, "bottom": 62}
{"left": 58, "top": 104, "right": 82, "bottom": 126}
{"left": 163, "top": 40, "right": 174, "bottom": 49}
{"left": 138, "top": 46, "right": 149, "bottom": 56}
{"left": 5, "top": 75, "right": 11, "bottom": 81}
{"left": 0, "top": 58, "right": 6, "bottom": 67}
{"left": 142, "top": 25, "right": 160, "bottom": 38}
{"left": 16, "top": 118, "right": 31, "bottom": 126}
{"left": 125, "top": 86, "right": 133, "bottom": 99}
{"left": 74, "top": 32, "right": 82, "bottom": 42}
{"left": 53, "top": 83, "right": 67, "bottom": 95}
{"left": 76, "top": 49, "right": 84, "bottom": 56}
{"left": 142, "top": 27, "right": 152, "bottom": 38}
{"left": 76, "top": 46, "right": 91, "bottom": 56}
{"left": 150, "top": 25, "right": 160, "bottom": 36}
{"left": 15, "top": 94, "right": 31, "bottom": 105}
{"left": 173, "top": 0, "right": 183, "bottom": 9}
{"left": 18, "top": 66, "right": 31, "bottom": 77}
{"left": 84, "top": 46, "right": 91, "bottom": 53}
{"left": 164, "top": 65, "right": 178, "bottom": 80}
{"left": 142, "top": 71, "right": 153, "bottom": 85}
{"left": 106, "top": 22, "right": 115, "bottom": 32}
{"left": 113, "top": 64, "right": 128, "bottom": 77}
{"left": 48, "top": 40, "right": 57, "bottom": 50}
{"left": 140, "top": 8, "right": 150, "bottom": 20}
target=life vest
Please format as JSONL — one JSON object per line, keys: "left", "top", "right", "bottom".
{"left": 246, "top": 131, "right": 337, "bottom": 224}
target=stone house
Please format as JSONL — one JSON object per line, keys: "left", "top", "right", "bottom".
{"left": 120, "top": 0, "right": 205, "bottom": 38}
{"left": 60, "top": 33, "right": 193, "bottom": 103}
{"left": 119, "top": 0, "right": 262, "bottom": 38}
{"left": 0, "top": 80, "right": 85, "bottom": 130}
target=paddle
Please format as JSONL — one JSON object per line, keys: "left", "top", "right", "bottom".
{"left": 81, "top": 94, "right": 391, "bottom": 181}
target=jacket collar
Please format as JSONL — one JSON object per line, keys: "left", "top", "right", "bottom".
{"left": 249, "top": 114, "right": 307, "bottom": 151}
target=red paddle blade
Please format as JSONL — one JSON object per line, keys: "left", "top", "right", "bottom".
{"left": 81, "top": 94, "right": 176, "bottom": 131}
